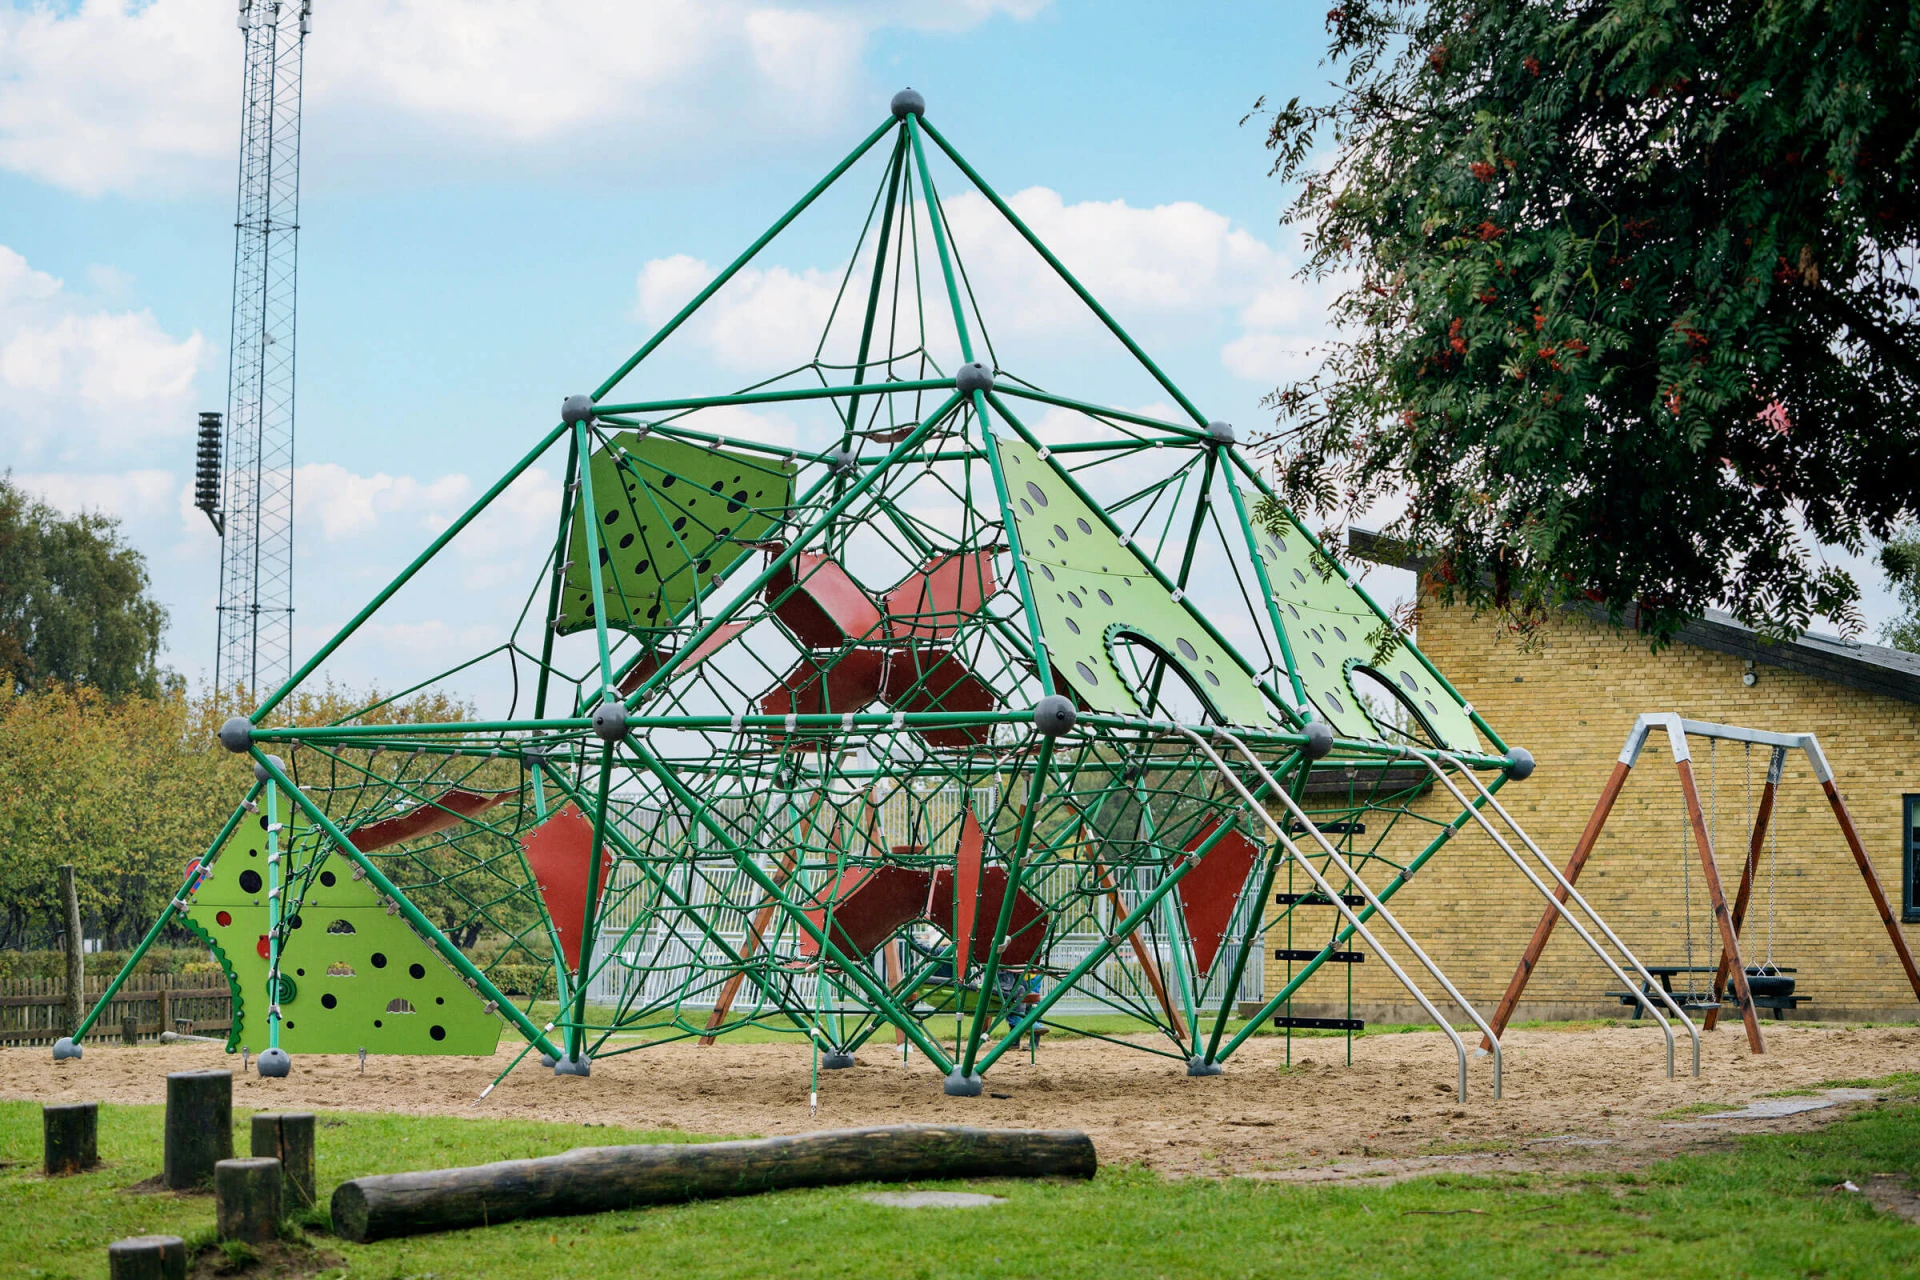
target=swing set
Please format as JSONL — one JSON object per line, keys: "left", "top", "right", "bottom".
{"left": 1487, "top": 713, "right": 1920, "bottom": 1053}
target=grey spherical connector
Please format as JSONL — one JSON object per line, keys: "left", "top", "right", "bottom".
{"left": 251, "top": 754, "right": 284, "bottom": 783}
{"left": 218, "top": 716, "right": 254, "bottom": 754}
{"left": 1505, "top": 746, "right": 1536, "bottom": 781}
{"left": 1186, "top": 1055, "right": 1224, "bottom": 1077}
{"left": 955, "top": 361, "right": 994, "bottom": 395}
{"left": 591, "top": 699, "right": 629, "bottom": 743}
{"left": 1207, "top": 420, "right": 1236, "bottom": 444}
{"left": 1301, "top": 720, "right": 1335, "bottom": 761}
{"left": 255, "top": 1047, "right": 291, "bottom": 1078}
{"left": 943, "top": 1069, "right": 983, "bottom": 1097}
{"left": 554, "top": 1055, "right": 591, "bottom": 1077}
{"left": 827, "top": 447, "right": 860, "bottom": 476}
{"left": 821, "top": 1051, "right": 856, "bottom": 1070}
{"left": 560, "top": 394, "right": 596, "bottom": 426}
{"left": 539, "top": 1052, "right": 557, "bottom": 1069}
{"left": 1033, "top": 695, "right": 1077, "bottom": 738}
{"left": 52, "top": 1037, "right": 82, "bottom": 1061}
{"left": 891, "top": 87, "right": 926, "bottom": 118}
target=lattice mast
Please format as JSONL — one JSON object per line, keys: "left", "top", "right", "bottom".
{"left": 213, "top": 0, "right": 310, "bottom": 696}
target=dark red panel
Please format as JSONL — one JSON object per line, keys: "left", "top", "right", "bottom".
{"left": 350, "top": 788, "right": 510, "bottom": 853}
{"left": 1177, "top": 821, "right": 1259, "bottom": 979}
{"left": 952, "top": 806, "right": 984, "bottom": 972}
{"left": 766, "top": 551, "right": 884, "bottom": 648}
{"left": 928, "top": 869, "right": 1049, "bottom": 970}
{"left": 617, "top": 621, "right": 747, "bottom": 696}
{"left": 885, "top": 552, "right": 997, "bottom": 640}
{"left": 798, "top": 864, "right": 935, "bottom": 959}
{"left": 761, "top": 649, "right": 887, "bottom": 746}
{"left": 880, "top": 645, "right": 996, "bottom": 747}
{"left": 520, "top": 805, "right": 615, "bottom": 973}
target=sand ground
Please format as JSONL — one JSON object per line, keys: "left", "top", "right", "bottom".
{"left": 5, "top": 1022, "right": 1916, "bottom": 1181}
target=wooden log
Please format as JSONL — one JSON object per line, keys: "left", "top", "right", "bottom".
{"left": 163, "top": 1070, "right": 232, "bottom": 1189}
{"left": 251, "top": 1112, "right": 317, "bottom": 1209}
{"left": 122, "top": 1014, "right": 139, "bottom": 1046}
{"left": 43, "top": 1101, "right": 99, "bottom": 1174}
{"left": 60, "top": 864, "right": 83, "bottom": 1036}
{"left": 106, "top": 1235, "right": 188, "bottom": 1280}
{"left": 332, "top": 1123, "right": 1096, "bottom": 1242}
{"left": 216, "top": 1158, "right": 283, "bottom": 1244}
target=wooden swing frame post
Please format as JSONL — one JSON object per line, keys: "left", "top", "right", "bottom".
{"left": 1707, "top": 746, "right": 1786, "bottom": 1031}
{"left": 1488, "top": 714, "right": 1920, "bottom": 1051}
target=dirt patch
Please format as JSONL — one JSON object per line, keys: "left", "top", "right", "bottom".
{"left": 6, "top": 1023, "right": 1916, "bottom": 1180}
{"left": 1859, "top": 1174, "right": 1920, "bottom": 1225}
{"left": 187, "top": 1237, "right": 343, "bottom": 1279}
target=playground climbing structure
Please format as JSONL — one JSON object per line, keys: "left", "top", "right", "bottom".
{"left": 68, "top": 92, "right": 1677, "bottom": 1095}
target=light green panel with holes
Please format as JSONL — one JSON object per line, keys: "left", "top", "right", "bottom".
{"left": 184, "top": 789, "right": 503, "bottom": 1057}
{"left": 1240, "top": 495, "right": 1482, "bottom": 754}
{"left": 999, "top": 439, "right": 1273, "bottom": 726}
{"left": 556, "top": 433, "right": 795, "bottom": 636}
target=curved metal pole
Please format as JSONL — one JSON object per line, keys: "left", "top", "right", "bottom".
{"left": 1170, "top": 727, "right": 1483, "bottom": 1102}
{"left": 1418, "top": 752, "right": 1698, "bottom": 1078}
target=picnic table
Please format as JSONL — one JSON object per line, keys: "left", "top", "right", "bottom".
{"left": 1607, "top": 965, "right": 1811, "bottom": 1022}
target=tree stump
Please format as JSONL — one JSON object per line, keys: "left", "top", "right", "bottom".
{"left": 163, "top": 1070, "right": 232, "bottom": 1189}
{"left": 122, "top": 1015, "right": 139, "bottom": 1046}
{"left": 43, "top": 1102, "right": 99, "bottom": 1175}
{"left": 332, "top": 1123, "right": 1097, "bottom": 1242}
{"left": 216, "top": 1157, "right": 283, "bottom": 1244}
{"left": 106, "top": 1235, "right": 188, "bottom": 1280}
{"left": 251, "top": 1112, "right": 317, "bottom": 1209}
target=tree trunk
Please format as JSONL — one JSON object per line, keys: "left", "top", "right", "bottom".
{"left": 216, "top": 1158, "right": 282, "bottom": 1244}
{"left": 43, "top": 1101, "right": 98, "bottom": 1175}
{"left": 251, "top": 1112, "right": 317, "bottom": 1209}
{"left": 331, "top": 1124, "right": 1096, "bottom": 1243}
{"left": 106, "top": 1235, "right": 188, "bottom": 1280}
{"left": 164, "top": 1070, "right": 233, "bottom": 1189}
{"left": 60, "top": 865, "right": 83, "bottom": 1036}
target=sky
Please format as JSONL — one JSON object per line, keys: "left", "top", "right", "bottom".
{"left": 0, "top": 0, "right": 1904, "bottom": 702}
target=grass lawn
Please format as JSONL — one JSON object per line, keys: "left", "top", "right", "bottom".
{"left": 2, "top": 1085, "right": 1917, "bottom": 1278}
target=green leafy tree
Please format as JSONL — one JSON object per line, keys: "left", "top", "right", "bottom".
{"left": 1250, "top": 0, "right": 1920, "bottom": 643}
{"left": 1882, "top": 528, "right": 1920, "bottom": 652}
{"left": 0, "top": 474, "right": 170, "bottom": 696}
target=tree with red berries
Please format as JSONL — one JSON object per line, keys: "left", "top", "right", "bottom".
{"left": 1253, "top": 0, "right": 1920, "bottom": 642}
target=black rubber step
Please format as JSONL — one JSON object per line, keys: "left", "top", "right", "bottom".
{"left": 1272, "top": 1016, "right": 1365, "bottom": 1031}
{"left": 1275, "top": 892, "right": 1366, "bottom": 907}
{"left": 1273, "top": 949, "right": 1363, "bottom": 963}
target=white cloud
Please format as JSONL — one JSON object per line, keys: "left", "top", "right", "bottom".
{"left": 10, "top": 468, "right": 178, "bottom": 521}
{"left": 0, "top": 1, "right": 1048, "bottom": 197}
{"left": 635, "top": 254, "right": 845, "bottom": 373}
{"left": 0, "top": 243, "right": 209, "bottom": 456}
{"left": 295, "top": 462, "right": 473, "bottom": 541}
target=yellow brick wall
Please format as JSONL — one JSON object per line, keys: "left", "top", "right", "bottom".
{"left": 1261, "top": 602, "right": 1920, "bottom": 1024}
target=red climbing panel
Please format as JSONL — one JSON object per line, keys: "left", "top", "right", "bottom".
{"left": 880, "top": 645, "right": 996, "bottom": 746}
{"left": 886, "top": 552, "right": 996, "bottom": 640}
{"left": 520, "top": 805, "right": 614, "bottom": 973}
{"left": 763, "top": 649, "right": 887, "bottom": 743}
{"left": 929, "top": 865, "right": 1049, "bottom": 970}
{"left": 766, "top": 551, "right": 884, "bottom": 647}
{"left": 1177, "top": 821, "right": 1259, "bottom": 978}
{"left": 950, "top": 806, "right": 985, "bottom": 971}
{"left": 799, "top": 864, "right": 936, "bottom": 959}
{"left": 350, "top": 789, "right": 510, "bottom": 853}
{"left": 617, "top": 621, "right": 747, "bottom": 696}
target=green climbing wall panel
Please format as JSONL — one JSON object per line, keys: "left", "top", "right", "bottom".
{"left": 1239, "top": 494, "right": 1482, "bottom": 754}
{"left": 999, "top": 439, "right": 1274, "bottom": 727}
{"left": 185, "top": 790, "right": 503, "bottom": 1056}
{"left": 557, "top": 432, "right": 796, "bottom": 636}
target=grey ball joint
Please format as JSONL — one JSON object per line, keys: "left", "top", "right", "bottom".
{"left": 1033, "top": 695, "right": 1077, "bottom": 738}
{"left": 256, "top": 1047, "right": 292, "bottom": 1078}
{"left": 52, "top": 1037, "right": 81, "bottom": 1061}
{"left": 561, "top": 394, "right": 596, "bottom": 426}
{"left": 218, "top": 717, "right": 253, "bottom": 753}
{"left": 943, "top": 1069, "right": 983, "bottom": 1096}
{"left": 1207, "top": 420, "right": 1236, "bottom": 444}
{"left": 1301, "top": 720, "right": 1335, "bottom": 760}
{"left": 252, "top": 754, "right": 285, "bottom": 783}
{"left": 827, "top": 447, "right": 860, "bottom": 477}
{"left": 955, "top": 361, "right": 994, "bottom": 395}
{"left": 554, "top": 1055, "right": 591, "bottom": 1077}
{"left": 591, "top": 699, "right": 630, "bottom": 743}
{"left": 1186, "top": 1055, "right": 1224, "bottom": 1077}
{"left": 891, "top": 87, "right": 926, "bottom": 119}
{"left": 1505, "top": 746, "right": 1536, "bottom": 781}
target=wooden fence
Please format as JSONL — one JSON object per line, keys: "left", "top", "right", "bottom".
{"left": 0, "top": 974, "right": 232, "bottom": 1047}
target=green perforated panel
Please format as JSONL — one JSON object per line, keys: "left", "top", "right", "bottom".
{"left": 1240, "top": 497, "right": 1482, "bottom": 754}
{"left": 1000, "top": 439, "right": 1274, "bottom": 726}
{"left": 186, "top": 792, "right": 503, "bottom": 1056}
{"left": 557, "top": 433, "right": 796, "bottom": 636}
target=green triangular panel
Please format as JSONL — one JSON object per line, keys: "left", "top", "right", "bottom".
{"left": 1241, "top": 495, "right": 1482, "bottom": 754}
{"left": 185, "top": 794, "right": 503, "bottom": 1056}
{"left": 556, "top": 433, "right": 796, "bottom": 636}
{"left": 1000, "top": 439, "right": 1275, "bottom": 726}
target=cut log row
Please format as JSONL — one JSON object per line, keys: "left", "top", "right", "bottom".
{"left": 331, "top": 1123, "right": 1096, "bottom": 1242}
{"left": 106, "top": 1235, "right": 187, "bottom": 1280}
{"left": 164, "top": 1070, "right": 232, "bottom": 1189}
{"left": 43, "top": 1102, "right": 98, "bottom": 1175}
{"left": 216, "top": 1158, "right": 283, "bottom": 1244}
{"left": 251, "top": 1112, "right": 317, "bottom": 1209}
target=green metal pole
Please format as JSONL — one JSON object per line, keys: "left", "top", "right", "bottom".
{"left": 593, "top": 117, "right": 898, "bottom": 400}
{"left": 249, "top": 749, "right": 564, "bottom": 1062}
{"left": 593, "top": 378, "right": 954, "bottom": 418}
{"left": 958, "top": 735, "right": 1054, "bottom": 1076}
{"left": 67, "top": 786, "right": 264, "bottom": 1046}
{"left": 571, "top": 421, "right": 618, "bottom": 698}
{"left": 531, "top": 431, "right": 581, "bottom": 721}
{"left": 564, "top": 743, "right": 617, "bottom": 1062}
{"left": 1221, "top": 472, "right": 1310, "bottom": 708}
{"left": 262, "top": 778, "right": 284, "bottom": 1051}
{"left": 843, "top": 127, "right": 911, "bottom": 445}
{"left": 905, "top": 115, "right": 973, "bottom": 364}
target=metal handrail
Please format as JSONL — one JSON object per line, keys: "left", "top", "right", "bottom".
{"left": 1427, "top": 751, "right": 1701, "bottom": 1077}
{"left": 1170, "top": 726, "right": 1496, "bottom": 1101}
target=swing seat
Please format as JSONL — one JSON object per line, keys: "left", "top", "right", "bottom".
{"left": 1744, "top": 971, "right": 1795, "bottom": 1000}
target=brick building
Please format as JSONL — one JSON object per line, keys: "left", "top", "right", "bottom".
{"left": 1262, "top": 528, "right": 1920, "bottom": 1026}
